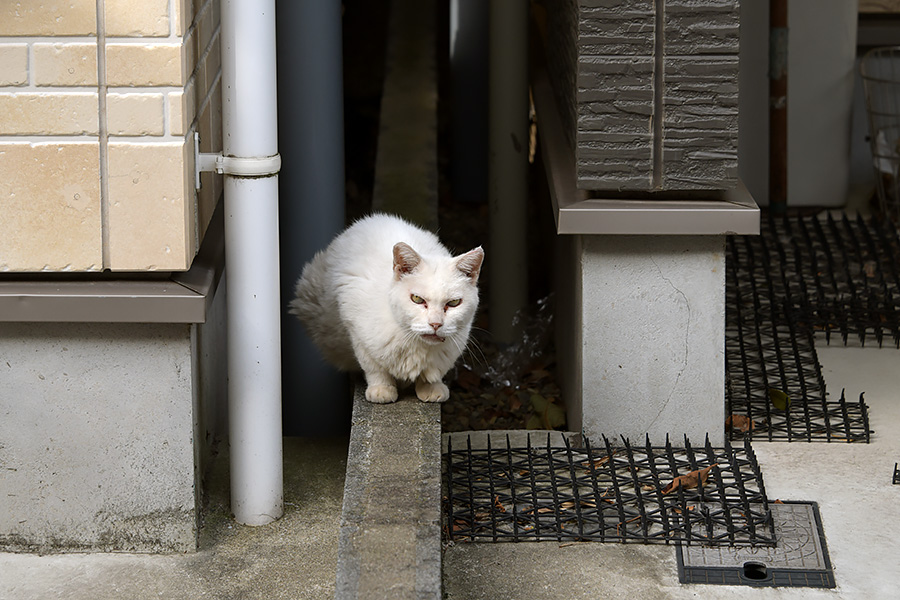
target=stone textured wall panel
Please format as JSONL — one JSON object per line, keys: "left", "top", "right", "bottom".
{"left": 663, "top": 55, "right": 738, "bottom": 188}
{"left": 545, "top": 0, "right": 579, "bottom": 151}
{"left": 579, "top": 3, "right": 654, "bottom": 57}
{"left": 576, "top": 46, "right": 654, "bottom": 191}
{"left": 665, "top": 0, "right": 740, "bottom": 55}
{"left": 545, "top": 0, "right": 740, "bottom": 191}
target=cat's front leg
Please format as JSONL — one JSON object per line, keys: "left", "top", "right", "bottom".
{"left": 415, "top": 373, "right": 450, "bottom": 403}
{"left": 351, "top": 340, "right": 398, "bottom": 403}
{"left": 359, "top": 366, "right": 398, "bottom": 403}
{"left": 364, "top": 371, "right": 398, "bottom": 403}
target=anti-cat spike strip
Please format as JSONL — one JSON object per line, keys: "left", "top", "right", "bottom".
{"left": 444, "top": 433, "right": 775, "bottom": 546}
{"left": 724, "top": 211, "right": 890, "bottom": 443}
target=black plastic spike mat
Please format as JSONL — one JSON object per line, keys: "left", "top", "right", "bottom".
{"left": 894, "top": 463, "right": 900, "bottom": 485}
{"left": 444, "top": 433, "right": 776, "bottom": 546}
{"left": 724, "top": 212, "right": 891, "bottom": 442}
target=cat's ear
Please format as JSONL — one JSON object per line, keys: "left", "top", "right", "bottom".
{"left": 393, "top": 242, "right": 422, "bottom": 280}
{"left": 456, "top": 247, "right": 484, "bottom": 283}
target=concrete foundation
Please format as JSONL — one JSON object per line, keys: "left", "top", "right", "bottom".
{"left": 0, "top": 281, "right": 227, "bottom": 553}
{"left": 558, "top": 234, "right": 725, "bottom": 446}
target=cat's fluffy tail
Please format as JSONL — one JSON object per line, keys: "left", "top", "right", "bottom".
{"left": 289, "top": 253, "right": 359, "bottom": 372}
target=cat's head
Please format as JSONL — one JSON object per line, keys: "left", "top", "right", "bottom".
{"left": 389, "top": 242, "right": 484, "bottom": 346}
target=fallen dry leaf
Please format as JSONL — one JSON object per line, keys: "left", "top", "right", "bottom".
{"left": 671, "top": 505, "right": 696, "bottom": 515}
{"left": 583, "top": 451, "right": 616, "bottom": 472}
{"left": 726, "top": 414, "right": 756, "bottom": 433}
{"left": 526, "top": 369, "right": 552, "bottom": 382}
{"left": 560, "top": 500, "right": 596, "bottom": 511}
{"left": 616, "top": 515, "right": 642, "bottom": 536}
{"left": 864, "top": 260, "right": 878, "bottom": 278}
{"left": 661, "top": 464, "right": 719, "bottom": 495}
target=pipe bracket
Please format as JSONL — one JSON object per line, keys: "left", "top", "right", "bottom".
{"left": 194, "top": 132, "right": 282, "bottom": 189}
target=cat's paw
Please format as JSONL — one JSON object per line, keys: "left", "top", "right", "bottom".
{"left": 365, "top": 384, "right": 398, "bottom": 404}
{"left": 415, "top": 381, "right": 449, "bottom": 403}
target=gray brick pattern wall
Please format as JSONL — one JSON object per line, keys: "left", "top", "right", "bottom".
{"left": 546, "top": 0, "right": 739, "bottom": 192}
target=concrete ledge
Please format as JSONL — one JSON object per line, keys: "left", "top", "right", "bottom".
{"left": 336, "top": 388, "right": 442, "bottom": 599}
{"left": 334, "top": 0, "right": 443, "bottom": 596}
{"left": 0, "top": 203, "right": 224, "bottom": 324}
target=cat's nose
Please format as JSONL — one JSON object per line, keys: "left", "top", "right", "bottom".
{"left": 430, "top": 322, "right": 442, "bottom": 332}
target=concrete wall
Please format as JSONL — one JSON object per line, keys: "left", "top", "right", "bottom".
{"left": 0, "top": 322, "right": 196, "bottom": 552}
{"left": 0, "top": 276, "right": 228, "bottom": 553}
{"left": 194, "top": 272, "right": 228, "bottom": 497}
{"left": 561, "top": 235, "right": 725, "bottom": 445}
{"left": 0, "top": 0, "right": 223, "bottom": 271}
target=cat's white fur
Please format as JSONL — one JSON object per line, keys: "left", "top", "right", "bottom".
{"left": 290, "top": 213, "right": 484, "bottom": 404}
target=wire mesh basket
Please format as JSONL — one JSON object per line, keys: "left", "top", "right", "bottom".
{"left": 861, "top": 46, "right": 900, "bottom": 223}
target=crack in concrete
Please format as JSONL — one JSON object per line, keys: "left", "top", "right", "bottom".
{"left": 645, "top": 257, "right": 691, "bottom": 432}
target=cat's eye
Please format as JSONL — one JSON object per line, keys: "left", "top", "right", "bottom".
{"left": 411, "top": 294, "right": 426, "bottom": 305}
{"left": 446, "top": 298, "right": 462, "bottom": 308}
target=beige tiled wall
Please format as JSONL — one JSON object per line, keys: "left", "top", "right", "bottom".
{"left": 0, "top": 0, "right": 222, "bottom": 272}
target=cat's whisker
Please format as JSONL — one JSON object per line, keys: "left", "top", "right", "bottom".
{"left": 461, "top": 337, "right": 488, "bottom": 371}
{"left": 469, "top": 325, "right": 492, "bottom": 339}
{"left": 448, "top": 334, "right": 465, "bottom": 357}
{"left": 400, "top": 330, "right": 419, "bottom": 346}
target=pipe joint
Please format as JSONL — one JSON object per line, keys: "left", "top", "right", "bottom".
{"left": 195, "top": 132, "right": 282, "bottom": 188}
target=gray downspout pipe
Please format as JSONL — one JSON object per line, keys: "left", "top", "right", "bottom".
{"left": 450, "top": 0, "right": 489, "bottom": 206}
{"left": 221, "top": 0, "right": 284, "bottom": 525}
{"left": 489, "top": 0, "right": 529, "bottom": 344}
{"left": 276, "top": 0, "right": 348, "bottom": 435}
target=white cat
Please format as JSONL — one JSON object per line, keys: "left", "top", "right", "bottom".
{"left": 290, "top": 213, "right": 484, "bottom": 404}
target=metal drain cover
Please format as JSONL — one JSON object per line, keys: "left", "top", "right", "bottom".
{"left": 677, "top": 501, "right": 834, "bottom": 588}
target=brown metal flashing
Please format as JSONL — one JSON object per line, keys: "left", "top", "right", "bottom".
{"left": 0, "top": 204, "right": 224, "bottom": 324}
{"left": 552, "top": 183, "right": 760, "bottom": 236}
{"left": 530, "top": 14, "right": 759, "bottom": 236}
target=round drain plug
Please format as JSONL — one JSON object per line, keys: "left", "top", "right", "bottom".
{"left": 741, "top": 562, "right": 770, "bottom": 582}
